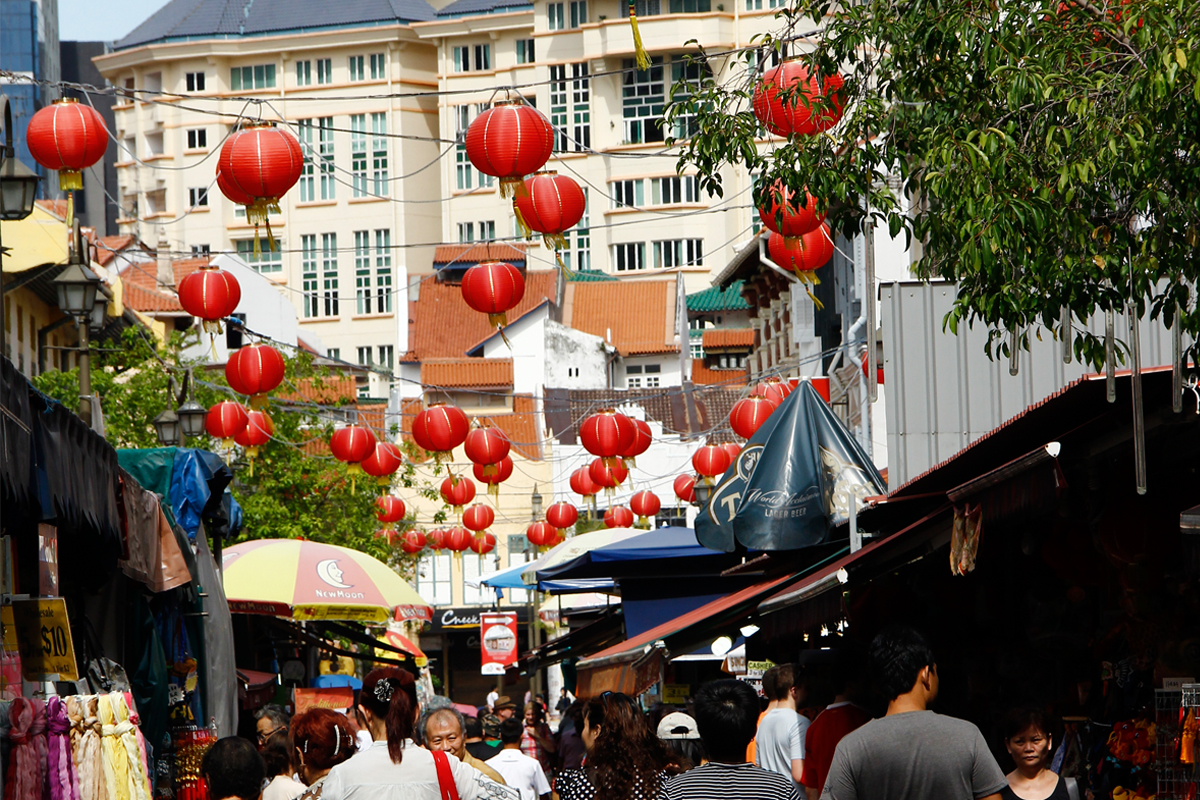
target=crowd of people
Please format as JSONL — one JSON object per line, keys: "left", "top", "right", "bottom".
{"left": 204, "top": 626, "right": 1073, "bottom": 800}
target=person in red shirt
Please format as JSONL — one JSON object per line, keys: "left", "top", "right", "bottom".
{"left": 800, "top": 667, "right": 871, "bottom": 799}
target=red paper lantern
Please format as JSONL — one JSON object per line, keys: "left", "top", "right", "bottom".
{"left": 512, "top": 171, "right": 586, "bottom": 250}
{"left": 693, "top": 444, "right": 731, "bottom": 483}
{"left": 723, "top": 443, "right": 742, "bottom": 464}
{"left": 427, "top": 528, "right": 447, "bottom": 552}
{"left": 225, "top": 344, "right": 286, "bottom": 409}
{"left": 362, "top": 442, "right": 403, "bottom": 486}
{"left": 376, "top": 495, "right": 407, "bottom": 525}
{"left": 604, "top": 506, "right": 635, "bottom": 529}
{"left": 758, "top": 182, "right": 825, "bottom": 243}
{"left": 546, "top": 501, "right": 579, "bottom": 531}
{"left": 400, "top": 530, "right": 427, "bottom": 555}
{"left": 629, "top": 491, "right": 661, "bottom": 524}
{"left": 730, "top": 395, "right": 779, "bottom": 440}
{"left": 440, "top": 476, "right": 476, "bottom": 513}
{"left": 768, "top": 226, "right": 834, "bottom": 277}
{"left": 570, "top": 467, "right": 599, "bottom": 502}
{"left": 464, "top": 425, "right": 512, "bottom": 475}
{"left": 469, "top": 531, "right": 497, "bottom": 555}
{"left": 527, "top": 522, "right": 558, "bottom": 549}
{"left": 462, "top": 504, "right": 495, "bottom": 533}
{"left": 233, "top": 410, "right": 273, "bottom": 474}
{"left": 461, "top": 261, "right": 526, "bottom": 329}
{"left": 443, "top": 526, "right": 473, "bottom": 553}
{"left": 216, "top": 122, "right": 304, "bottom": 250}
{"left": 464, "top": 101, "right": 555, "bottom": 197}
{"left": 330, "top": 426, "right": 376, "bottom": 467}
{"left": 579, "top": 410, "right": 637, "bottom": 467}
{"left": 621, "top": 419, "right": 652, "bottom": 469}
{"left": 589, "top": 458, "right": 629, "bottom": 489}
{"left": 25, "top": 99, "right": 109, "bottom": 191}
{"left": 217, "top": 168, "right": 254, "bottom": 206}
{"left": 752, "top": 60, "right": 846, "bottom": 138}
{"left": 178, "top": 267, "right": 242, "bottom": 333}
{"left": 473, "top": 456, "right": 513, "bottom": 500}
{"left": 750, "top": 378, "right": 791, "bottom": 404}
{"left": 205, "top": 401, "right": 248, "bottom": 448}
{"left": 674, "top": 474, "right": 696, "bottom": 503}
{"left": 412, "top": 404, "right": 470, "bottom": 463}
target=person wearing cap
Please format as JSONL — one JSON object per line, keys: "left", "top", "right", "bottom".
{"left": 657, "top": 712, "right": 705, "bottom": 771}
{"left": 482, "top": 695, "right": 517, "bottom": 743}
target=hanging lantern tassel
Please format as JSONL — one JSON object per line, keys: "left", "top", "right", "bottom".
{"left": 483, "top": 463, "right": 498, "bottom": 478}
{"left": 542, "top": 232, "right": 568, "bottom": 251}
{"left": 488, "top": 312, "right": 509, "bottom": 329}
{"left": 637, "top": 514, "right": 648, "bottom": 526}
{"left": 514, "top": 203, "right": 533, "bottom": 240}
{"left": 629, "top": 2, "right": 650, "bottom": 70}
{"left": 500, "top": 177, "right": 528, "bottom": 200}
{"left": 245, "top": 448, "right": 258, "bottom": 477}
{"left": 623, "top": 457, "right": 635, "bottom": 469}
{"left": 246, "top": 199, "right": 281, "bottom": 256}
{"left": 347, "top": 462, "right": 362, "bottom": 495}
{"left": 793, "top": 270, "right": 825, "bottom": 310}
{"left": 487, "top": 482, "right": 499, "bottom": 501}
{"left": 66, "top": 191, "right": 75, "bottom": 229}
{"left": 554, "top": 250, "right": 572, "bottom": 280}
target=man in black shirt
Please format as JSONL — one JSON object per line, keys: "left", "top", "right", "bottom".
{"left": 663, "top": 680, "right": 802, "bottom": 800}
{"left": 465, "top": 714, "right": 503, "bottom": 762}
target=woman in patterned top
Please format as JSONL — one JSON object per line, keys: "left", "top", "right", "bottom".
{"left": 291, "top": 709, "right": 356, "bottom": 800}
{"left": 555, "top": 693, "right": 682, "bottom": 800}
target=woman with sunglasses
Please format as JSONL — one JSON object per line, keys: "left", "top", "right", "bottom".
{"left": 555, "top": 693, "right": 681, "bottom": 800}
{"left": 321, "top": 668, "right": 518, "bottom": 800}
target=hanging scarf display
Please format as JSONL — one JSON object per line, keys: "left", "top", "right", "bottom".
{"left": 70, "top": 697, "right": 106, "bottom": 800}
{"left": 7, "top": 698, "right": 48, "bottom": 800}
{"left": 98, "top": 695, "right": 125, "bottom": 800}
{"left": 0, "top": 700, "right": 13, "bottom": 800}
{"left": 47, "top": 697, "right": 80, "bottom": 800}
{"left": 108, "top": 696, "right": 149, "bottom": 800}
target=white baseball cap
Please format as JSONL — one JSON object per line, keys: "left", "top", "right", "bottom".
{"left": 657, "top": 712, "right": 700, "bottom": 740}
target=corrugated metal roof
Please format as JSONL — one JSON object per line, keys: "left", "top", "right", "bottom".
{"left": 687, "top": 280, "right": 750, "bottom": 313}
{"left": 420, "top": 358, "right": 513, "bottom": 388}
{"left": 880, "top": 280, "right": 1177, "bottom": 488}
{"left": 436, "top": 0, "right": 531, "bottom": 16}
{"left": 402, "top": 271, "right": 558, "bottom": 362}
{"left": 432, "top": 242, "right": 527, "bottom": 266}
{"left": 117, "top": 0, "right": 435, "bottom": 49}
{"left": 701, "top": 328, "right": 755, "bottom": 349}
{"left": 565, "top": 279, "right": 677, "bottom": 356}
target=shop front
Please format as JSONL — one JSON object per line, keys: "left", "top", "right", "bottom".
{"left": 422, "top": 606, "right": 532, "bottom": 705}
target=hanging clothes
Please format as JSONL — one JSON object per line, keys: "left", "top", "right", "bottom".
{"left": 108, "top": 696, "right": 149, "bottom": 800}
{"left": 47, "top": 698, "right": 80, "bottom": 800}
{"left": 6, "top": 698, "right": 48, "bottom": 800}
{"left": 98, "top": 695, "right": 125, "bottom": 800}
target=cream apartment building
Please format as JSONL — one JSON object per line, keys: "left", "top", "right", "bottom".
{"left": 412, "top": 0, "right": 792, "bottom": 292}
{"left": 92, "top": 1, "right": 445, "bottom": 370}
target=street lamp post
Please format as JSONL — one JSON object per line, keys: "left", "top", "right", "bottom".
{"left": 53, "top": 222, "right": 102, "bottom": 429}
{"left": 155, "top": 370, "right": 209, "bottom": 446}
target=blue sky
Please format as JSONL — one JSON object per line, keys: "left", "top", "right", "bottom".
{"left": 59, "top": 0, "right": 167, "bottom": 42}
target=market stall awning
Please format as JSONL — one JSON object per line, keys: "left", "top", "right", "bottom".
{"left": 223, "top": 539, "right": 432, "bottom": 623}
{"left": 379, "top": 630, "right": 425, "bottom": 660}
{"left": 535, "top": 526, "right": 739, "bottom": 582}
{"left": 573, "top": 569, "right": 818, "bottom": 697}
{"left": 521, "top": 527, "right": 648, "bottom": 586}
{"left": 517, "top": 605, "right": 625, "bottom": 674}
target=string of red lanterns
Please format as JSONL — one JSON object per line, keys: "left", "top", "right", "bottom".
{"left": 216, "top": 122, "right": 303, "bottom": 254}
{"left": 461, "top": 261, "right": 526, "bottom": 330}
{"left": 412, "top": 404, "right": 470, "bottom": 463}
{"left": 440, "top": 476, "right": 476, "bottom": 514}
{"left": 361, "top": 442, "right": 403, "bottom": 489}
{"left": 604, "top": 506, "right": 634, "bottom": 529}
{"left": 464, "top": 101, "right": 555, "bottom": 198}
{"left": 629, "top": 491, "right": 661, "bottom": 525}
{"left": 752, "top": 61, "right": 846, "bottom": 138}
{"left": 233, "top": 410, "right": 272, "bottom": 476}
{"left": 473, "top": 456, "right": 513, "bottom": 500}
{"left": 206, "top": 401, "right": 248, "bottom": 449}
{"left": 464, "top": 424, "right": 512, "bottom": 477}
{"left": 512, "top": 171, "right": 586, "bottom": 252}
{"left": 225, "top": 344, "right": 286, "bottom": 409}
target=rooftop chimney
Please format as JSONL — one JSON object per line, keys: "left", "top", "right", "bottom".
{"left": 156, "top": 227, "right": 175, "bottom": 289}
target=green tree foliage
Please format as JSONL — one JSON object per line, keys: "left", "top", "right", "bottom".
{"left": 32, "top": 329, "right": 438, "bottom": 573}
{"left": 668, "top": 0, "right": 1200, "bottom": 365}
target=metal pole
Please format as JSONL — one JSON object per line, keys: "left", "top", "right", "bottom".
{"left": 1105, "top": 308, "right": 1116, "bottom": 403}
{"left": 78, "top": 321, "right": 92, "bottom": 429}
{"left": 865, "top": 220, "right": 877, "bottom": 403}
{"left": 1130, "top": 304, "right": 1146, "bottom": 494}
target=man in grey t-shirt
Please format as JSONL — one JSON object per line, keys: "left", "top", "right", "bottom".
{"left": 821, "top": 627, "right": 1007, "bottom": 800}
{"left": 756, "top": 663, "right": 809, "bottom": 787}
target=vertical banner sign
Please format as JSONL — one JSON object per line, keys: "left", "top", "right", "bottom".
{"left": 480, "top": 611, "right": 518, "bottom": 675}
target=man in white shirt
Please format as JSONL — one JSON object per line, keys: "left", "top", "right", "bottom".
{"left": 487, "top": 689, "right": 499, "bottom": 712}
{"left": 487, "top": 719, "right": 551, "bottom": 800}
{"left": 756, "top": 663, "right": 810, "bottom": 790}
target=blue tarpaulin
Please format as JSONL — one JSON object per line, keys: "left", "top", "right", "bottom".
{"left": 535, "top": 527, "right": 732, "bottom": 582}
{"left": 118, "top": 448, "right": 243, "bottom": 540}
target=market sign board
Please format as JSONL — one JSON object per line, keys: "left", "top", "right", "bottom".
{"left": 10, "top": 597, "right": 79, "bottom": 681}
{"left": 294, "top": 687, "right": 355, "bottom": 714}
{"left": 481, "top": 612, "right": 518, "bottom": 675}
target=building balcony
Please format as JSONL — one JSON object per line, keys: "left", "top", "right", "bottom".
{"left": 551, "top": 12, "right": 734, "bottom": 63}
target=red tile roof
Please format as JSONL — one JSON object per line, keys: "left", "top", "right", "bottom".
{"left": 433, "top": 242, "right": 527, "bottom": 265}
{"left": 420, "top": 358, "right": 514, "bottom": 388}
{"left": 691, "top": 359, "right": 749, "bottom": 387}
{"left": 402, "top": 271, "right": 559, "bottom": 362}
{"left": 94, "top": 235, "right": 148, "bottom": 266}
{"left": 702, "top": 328, "right": 755, "bottom": 350}
{"left": 119, "top": 257, "right": 211, "bottom": 314}
{"left": 278, "top": 377, "right": 359, "bottom": 405}
{"left": 564, "top": 279, "right": 678, "bottom": 356}
{"left": 36, "top": 200, "right": 69, "bottom": 220}
{"left": 396, "top": 394, "right": 543, "bottom": 461}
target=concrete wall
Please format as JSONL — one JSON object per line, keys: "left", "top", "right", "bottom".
{"left": 544, "top": 319, "right": 611, "bottom": 390}
{"left": 180, "top": 253, "right": 300, "bottom": 363}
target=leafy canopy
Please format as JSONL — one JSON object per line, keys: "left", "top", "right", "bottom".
{"left": 668, "top": 0, "right": 1200, "bottom": 365}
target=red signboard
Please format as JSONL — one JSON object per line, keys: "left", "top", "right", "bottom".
{"left": 480, "top": 611, "right": 518, "bottom": 676}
